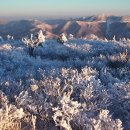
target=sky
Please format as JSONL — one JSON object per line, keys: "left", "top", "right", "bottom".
{"left": 0, "top": 0, "right": 130, "bottom": 18}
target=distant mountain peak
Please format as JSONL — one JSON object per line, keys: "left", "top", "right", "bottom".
{"left": 0, "top": 14, "right": 130, "bottom": 40}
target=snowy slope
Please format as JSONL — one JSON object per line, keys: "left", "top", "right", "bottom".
{"left": 0, "top": 38, "right": 130, "bottom": 130}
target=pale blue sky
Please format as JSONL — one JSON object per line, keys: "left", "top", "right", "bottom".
{"left": 0, "top": 0, "right": 130, "bottom": 18}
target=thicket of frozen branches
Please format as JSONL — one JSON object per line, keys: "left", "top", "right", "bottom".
{"left": 0, "top": 36, "right": 129, "bottom": 130}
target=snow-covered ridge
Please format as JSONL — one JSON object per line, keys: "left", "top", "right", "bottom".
{"left": 0, "top": 14, "right": 130, "bottom": 40}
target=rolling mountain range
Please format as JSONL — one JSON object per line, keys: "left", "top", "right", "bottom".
{"left": 0, "top": 14, "right": 130, "bottom": 40}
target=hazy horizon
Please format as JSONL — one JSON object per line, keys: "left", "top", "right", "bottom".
{"left": 0, "top": 0, "right": 130, "bottom": 20}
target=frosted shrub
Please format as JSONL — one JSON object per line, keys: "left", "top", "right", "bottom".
{"left": 52, "top": 86, "right": 82, "bottom": 130}
{"left": 75, "top": 109, "right": 123, "bottom": 130}
{"left": 0, "top": 91, "right": 25, "bottom": 130}
{"left": 68, "top": 34, "right": 74, "bottom": 41}
{"left": 16, "top": 67, "right": 111, "bottom": 130}
{"left": 85, "top": 34, "right": 99, "bottom": 40}
{"left": 7, "top": 35, "right": 14, "bottom": 41}
{"left": 112, "top": 35, "right": 116, "bottom": 42}
{"left": 0, "top": 44, "right": 12, "bottom": 51}
{"left": 16, "top": 91, "right": 44, "bottom": 115}
{"left": 107, "top": 49, "right": 129, "bottom": 68}
{"left": 80, "top": 77, "right": 109, "bottom": 110}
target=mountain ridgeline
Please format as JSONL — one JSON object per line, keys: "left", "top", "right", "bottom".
{"left": 0, "top": 14, "right": 130, "bottom": 40}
